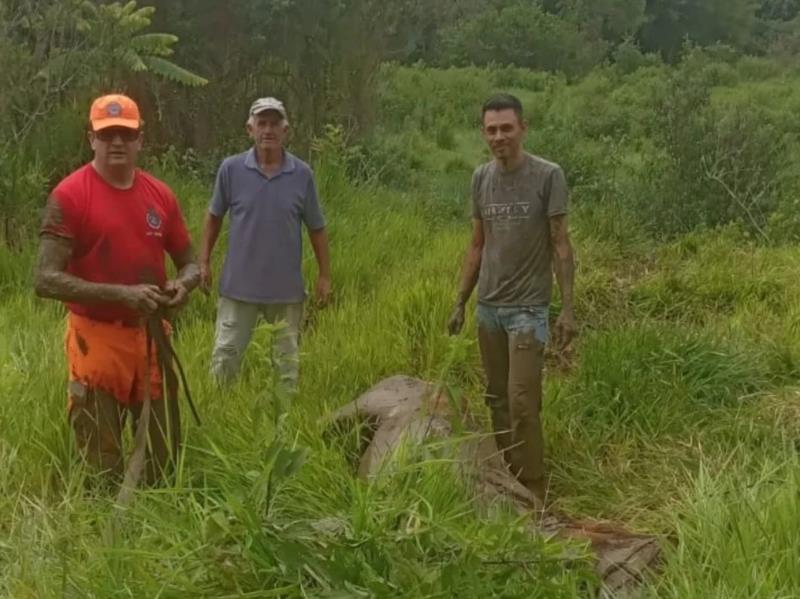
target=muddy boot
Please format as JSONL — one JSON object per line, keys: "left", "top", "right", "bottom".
{"left": 69, "top": 384, "right": 125, "bottom": 486}
{"left": 507, "top": 331, "right": 546, "bottom": 502}
{"left": 130, "top": 396, "right": 177, "bottom": 486}
{"left": 478, "top": 324, "right": 512, "bottom": 459}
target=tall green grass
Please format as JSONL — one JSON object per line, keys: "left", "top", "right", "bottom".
{"left": 4, "top": 110, "right": 800, "bottom": 595}
{"left": 0, "top": 164, "right": 599, "bottom": 596}
{"left": 4, "top": 164, "right": 800, "bottom": 595}
{"left": 654, "top": 456, "right": 800, "bottom": 598}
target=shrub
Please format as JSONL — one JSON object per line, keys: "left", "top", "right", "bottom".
{"left": 439, "top": 1, "right": 604, "bottom": 77}
{"left": 554, "top": 325, "right": 769, "bottom": 440}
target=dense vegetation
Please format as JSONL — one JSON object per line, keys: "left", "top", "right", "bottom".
{"left": 2, "top": 1, "right": 800, "bottom": 596}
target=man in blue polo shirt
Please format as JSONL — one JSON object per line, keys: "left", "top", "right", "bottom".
{"left": 200, "top": 97, "right": 331, "bottom": 389}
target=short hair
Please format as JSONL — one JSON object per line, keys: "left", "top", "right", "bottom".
{"left": 481, "top": 93, "right": 523, "bottom": 122}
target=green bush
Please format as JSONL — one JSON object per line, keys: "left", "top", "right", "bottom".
{"left": 611, "top": 39, "right": 663, "bottom": 75}
{"left": 555, "top": 325, "right": 769, "bottom": 440}
{"left": 435, "top": 120, "right": 456, "bottom": 150}
{"left": 439, "top": 1, "right": 604, "bottom": 77}
{"left": 641, "top": 83, "right": 793, "bottom": 238}
{"left": 656, "top": 458, "right": 800, "bottom": 598}
{"left": 489, "top": 66, "right": 561, "bottom": 91}
{"left": 377, "top": 57, "right": 800, "bottom": 244}
{"left": 378, "top": 63, "right": 494, "bottom": 130}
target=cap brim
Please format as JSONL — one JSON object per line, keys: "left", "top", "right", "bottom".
{"left": 251, "top": 108, "right": 286, "bottom": 118}
{"left": 91, "top": 118, "right": 140, "bottom": 131}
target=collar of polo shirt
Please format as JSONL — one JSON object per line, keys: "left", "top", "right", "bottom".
{"left": 244, "top": 148, "right": 296, "bottom": 178}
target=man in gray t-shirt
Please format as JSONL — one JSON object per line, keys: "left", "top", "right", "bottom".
{"left": 200, "top": 97, "right": 331, "bottom": 390}
{"left": 448, "top": 93, "right": 576, "bottom": 505}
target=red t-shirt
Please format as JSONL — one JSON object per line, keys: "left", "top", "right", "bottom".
{"left": 43, "top": 164, "right": 191, "bottom": 322}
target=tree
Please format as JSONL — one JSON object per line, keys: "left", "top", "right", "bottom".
{"left": 561, "top": 0, "right": 647, "bottom": 44}
{"left": 639, "top": 0, "right": 760, "bottom": 60}
{"left": 758, "top": 0, "right": 800, "bottom": 20}
{"left": 136, "top": 0, "right": 443, "bottom": 150}
{"left": 440, "top": 1, "right": 605, "bottom": 76}
{"left": 0, "top": 0, "right": 204, "bottom": 246}
{"left": 82, "top": 1, "right": 208, "bottom": 89}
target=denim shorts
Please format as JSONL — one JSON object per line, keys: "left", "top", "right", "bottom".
{"left": 476, "top": 303, "right": 549, "bottom": 345}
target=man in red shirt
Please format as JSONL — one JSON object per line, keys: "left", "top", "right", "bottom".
{"left": 34, "top": 94, "right": 200, "bottom": 485}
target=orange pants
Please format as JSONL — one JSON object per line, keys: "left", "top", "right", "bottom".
{"left": 65, "top": 312, "right": 168, "bottom": 407}
{"left": 65, "top": 313, "right": 176, "bottom": 482}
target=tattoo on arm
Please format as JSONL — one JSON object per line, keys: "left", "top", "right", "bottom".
{"left": 35, "top": 196, "right": 124, "bottom": 304}
{"left": 40, "top": 194, "right": 66, "bottom": 235}
{"left": 35, "top": 233, "right": 72, "bottom": 298}
{"left": 35, "top": 234, "right": 124, "bottom": 303}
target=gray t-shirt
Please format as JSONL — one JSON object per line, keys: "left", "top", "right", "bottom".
{"left": 472, "top": 153, "right": 568, "bottom": 307}
{"left": 209, "top": 149, "right": 325, "bottom": 304}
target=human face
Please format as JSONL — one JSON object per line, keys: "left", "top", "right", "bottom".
{"left": 89, "top": 126, "right": 142, "bottom": 169}
{"left": 247, "top": 111, "right": 288, "bottom": 152}
{"left": 481, "top": 109, "right": 527, "bottom": 162}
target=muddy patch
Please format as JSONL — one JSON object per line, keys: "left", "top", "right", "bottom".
{"left": 75, "top": 333, "right": 89, "bottom": 356}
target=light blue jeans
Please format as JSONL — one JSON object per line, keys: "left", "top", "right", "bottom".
{"left": 476, "top": 304, "right": 549, "bottom": 344}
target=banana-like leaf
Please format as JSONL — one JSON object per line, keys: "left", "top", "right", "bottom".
{"left": 131, "top": 5, "right": 156, "bottom": 21}
{"left": 143, "top": 56, "right": 208, "bottom": 87}
{"left": 120, "top": 11, "right": 153, "bottom": 33}
{"left": 131, "top": 33, "right": 177, "bottom": 57}
{"left": 120, "top": 48, "right": 147, "bottom": 72}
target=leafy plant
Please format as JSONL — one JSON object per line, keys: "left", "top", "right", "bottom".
{"left": 80, "top": 1, "right": 208, "bottom": 88}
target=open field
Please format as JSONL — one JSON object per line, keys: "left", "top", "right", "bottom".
{"left": 3, "top": 140, "right": 800, "bottom": 595}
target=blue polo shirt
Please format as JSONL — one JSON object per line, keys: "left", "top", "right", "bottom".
{"left": 209, "top": 148, "right": 325, "bottom": 304}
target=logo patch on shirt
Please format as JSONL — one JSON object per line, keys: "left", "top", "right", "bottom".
{"left": 146, "top": 207, "right": 162, "bottom": 230}
{"left": 482, "top": 202, "right": 532, "bottom": 221}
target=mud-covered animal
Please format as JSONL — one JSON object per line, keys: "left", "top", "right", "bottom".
{"left": 325, "top": 375, "right": 661, "bottom": 597}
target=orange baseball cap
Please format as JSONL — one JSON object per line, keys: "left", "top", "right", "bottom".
{"left": 89, "top": 94, "right": 141, "bottom": 131}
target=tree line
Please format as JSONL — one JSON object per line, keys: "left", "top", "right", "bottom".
{"left": 2, "top": 0, "right": 799, "bottom": 245}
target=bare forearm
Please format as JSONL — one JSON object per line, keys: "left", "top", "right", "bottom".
{"left": 447, "top": 219, "right": 483, "bottom": 335}
{"left": 176, "top": 262, "right": 200, "bottom": 291}
{"left": 170, "top": 241, "right": 201, "bottom": 292}
{"left": 553, "top": 244, "right": 575, "bottom": 310}
{"left": 201, "top": 213, "right": 223, "bottom": 264}
{"left": 456, "top": 246, "right": 481, "bottom": 305}
{"left": 309, "top": 228, "right": 331, "bottom": 278}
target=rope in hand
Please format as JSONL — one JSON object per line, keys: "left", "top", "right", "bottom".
{"left": 113, "top": 308, "right": 201, "bottom": 509}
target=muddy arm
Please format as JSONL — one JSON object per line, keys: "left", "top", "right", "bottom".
{"left": 549, "top": 213, "right": 576, "bottom": 348}
{"left": 34, "top": 197, "right": 167, "bottom": 313}
{"left": 163, "top": 243, "right": 200, "bottom": 307}
{"left": 35, "top": 235, "right": 125, "bottom": 304}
